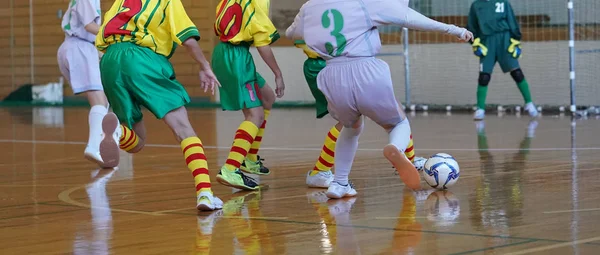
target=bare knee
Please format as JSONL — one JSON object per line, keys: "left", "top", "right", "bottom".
{"left": 243, "top": 107, "right": 265, "bottom": 127}
{"left": 163, "top": 107, "right": 197, "bottom": 142}
{"left": 259, "top": 84, "right": 276, "bottom": 110}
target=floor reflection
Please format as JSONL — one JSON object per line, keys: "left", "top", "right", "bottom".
{"left": 469, "top": 120, "right": 537, "bottom": 248}
{"left": 73, "top": 169, "right": 116, "bottom": 255}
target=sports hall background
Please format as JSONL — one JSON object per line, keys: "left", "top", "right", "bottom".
{"left": 0, "top": 0, "right": 598, "bottom": 107}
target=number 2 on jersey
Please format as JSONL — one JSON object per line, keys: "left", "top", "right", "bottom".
{"left": 103, "top": 0, "right": 143, "bottom": 38}
{"left": 321, "top": 9, "right": 346, "bottom": 56}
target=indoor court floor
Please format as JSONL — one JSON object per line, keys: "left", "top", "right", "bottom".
{"left": 1, "top": 107, "right": 600, "bottom": 254}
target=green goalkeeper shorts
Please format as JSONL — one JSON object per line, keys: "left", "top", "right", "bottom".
{"left": 479, "top": 32, "right": 520, "bottom": 74}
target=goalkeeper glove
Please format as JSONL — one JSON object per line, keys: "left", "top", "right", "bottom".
{"left": 472, "top": 38, "right": 488, "bottom": 58}
{"left": 508, "top": 38, "right": 522, "bottom": 58}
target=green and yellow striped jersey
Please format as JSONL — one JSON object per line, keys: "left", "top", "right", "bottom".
{"left": 96, "top": 0, "right": 199, "bottom": 58}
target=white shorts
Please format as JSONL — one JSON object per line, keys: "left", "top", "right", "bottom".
{"left": 57, "top": 37, "right": 103, "bottom": 94}
{"left": 317, "top": 57, "right": 403, "bottom": 127}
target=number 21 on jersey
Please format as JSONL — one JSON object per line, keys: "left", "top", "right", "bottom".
{"left": 495, "top": 2, "right": 505, "bottom": 13}
{"left": 103, "top": 0, "right": 143, "bottom": 38}
{"left": 321, "top": 9, "right": 346, "bottom": 56}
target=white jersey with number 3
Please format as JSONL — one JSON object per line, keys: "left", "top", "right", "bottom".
{"left": 286, "top": 0, "right": 410, "bottom": 60}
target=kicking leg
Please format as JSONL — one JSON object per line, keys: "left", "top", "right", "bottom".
{"left": 163, "top": 106, "right": 222, "bottom": 211}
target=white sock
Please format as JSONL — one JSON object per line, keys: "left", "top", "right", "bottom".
{"left": 389, "top": 118, "right": 411, "bottom": 152}
{"left": 333, "top": 121, "right": 364, "bottom": 186}
{"left": 87, "top": 105, "right": 108, "bottom": 150}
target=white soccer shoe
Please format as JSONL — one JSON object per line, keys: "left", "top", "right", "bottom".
{"left": 413, "top": 157, "right": 427, "bottom": 172}
{"left": 473, "top": 109, "right": 485, "bottom": 120}
{"left": 196, "top": 191, "right": 224, "bottom": 211}
{"left": 99, "top": 113, "right": 122, "bottom": 169}
{"left": 84, "top": 146, "right": 104, "bottom": 167}
{"left": 306, "top": 170, "right": 334, "bottom": 188}
{"left": 524, "top": 102, "right": 539, "bottom": 118}
{"left": 326, "top": 181, "right": 357, "bottom": 199}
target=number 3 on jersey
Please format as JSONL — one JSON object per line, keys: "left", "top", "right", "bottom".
{"left": 103, "top": 0, "right": 143, "bottom": 38}
{"left": 321, "top": 9, "right": 346, "bottom": 56}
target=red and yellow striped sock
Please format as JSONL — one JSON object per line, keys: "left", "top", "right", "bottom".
{"left": 310, "top": 125, "right": 340, "bottom": 176}
{"left": 404, "top": 134, "right": 415, "bottom": 163}
{"left": 119, "top": 125, "right": 140, "bottom": 152}
{"left": 248, "top": 109, "right": 270, "bottom": 162}
{"left": 181, "top": 137, "right": 212, "bottom": 195}
{"left": 224, "top": 121, "right": 259, "bottom": 171}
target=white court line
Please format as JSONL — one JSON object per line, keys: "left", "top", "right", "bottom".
{"left": 1, "top": 139, "right": 599, "bottom": 152}
{"left": 543, "top": 208, "right": 600, "bottom": 214}
{"left": 504, "top": 235, "right": 600, "bottom": 255}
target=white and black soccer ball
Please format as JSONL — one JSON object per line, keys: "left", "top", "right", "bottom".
{"left": 422, "top": 153, "right": 460, "bottom": 189}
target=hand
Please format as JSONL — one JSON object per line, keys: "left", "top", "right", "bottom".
{"left": 472, "top": 38, "right": 488, "bottom": 58}
{"left": 458, "top": 28, "right": 474, "bottom": 42}
{"left": 508, "top": 38, "right": 522, "bottom": 58}
{"left": 275, "top": 75, "right": 285, "bottom": 98}
{"left": 198, "top": 68, "right": 221, "bottom": 95}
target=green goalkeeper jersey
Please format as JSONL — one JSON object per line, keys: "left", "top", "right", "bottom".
{"left": 467, "top": 0, "right": 521, "bottom": 40}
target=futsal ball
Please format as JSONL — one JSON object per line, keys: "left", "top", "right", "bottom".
{"left": 422, "top": 153, "right": 460, "bottom": 189}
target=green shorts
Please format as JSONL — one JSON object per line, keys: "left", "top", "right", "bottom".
{"left": 303, "top": 57, "right": 328, "bottom": 118}
{"left": 212, "top": 42, "right": 266, "bottom": 111}
{"left": 100, "top": 43, "right": 190, "bottom": 128}
{"left": 479, "top": 32, "right": 520, "bottom": 74}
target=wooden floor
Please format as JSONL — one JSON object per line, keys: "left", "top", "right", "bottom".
{"left": 1, "top": 107, "right": 600, "bottom": 255}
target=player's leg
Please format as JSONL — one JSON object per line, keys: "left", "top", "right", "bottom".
{"left": 316, "top": 62, "right": 362, "bottom": 199}
{"left": 510, "top": 68, "right": 538, "bottom": 117}
{"left": 212, "top": 42, "right": 262, "bottom": 190}
{"left": 162, "top": 106, "right": 222, "bottom": 211}
{"left": 57, "top": 39, "right": 109, "bottom": 167}
{"left": 304, "top": 58, "right": 339, "bottom": 187}
{"left": 474, "top": 36, "right": 498, "bottom": 120}
{"left": 356, "top": 58, "right": 420, "bottom": 190}
{"left": 108, "top": 43, "right": 221, "bottom": 210}
{"left": 242, "top": 76, "right": 275, "bottom": 175}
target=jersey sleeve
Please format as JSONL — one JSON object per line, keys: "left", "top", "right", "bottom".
{"left": 285, "top": 5, "right": 305, "bottom": 40}
{"left": 505, "top": 1, "right": 522, "bottom": 40}
{"left": 294, "top": 40, "right": 320, "bottom": 59}
{"left": 365, "top": 0, "right": 410, "bottom": 26}
{"left": 250, "top": 0, "right": 280, "bottom": 47}
{"left": 467, "top": 3, "right": 481, "bottom": 39}
{"left": 167, "top": 0, "right": 200, "bottom": 45}
{"left": 74, "top": 0, "right": 100, "bottom": 26}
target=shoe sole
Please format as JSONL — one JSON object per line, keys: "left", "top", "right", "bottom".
{"left": 216, "top": 174, "right": 259, "bottom": 191}
{"left": 99, "top": 113, "right": 120, "bottom": 169}
{"left": 197, "top": 202, "right": 218, "bottom": 211}
{"left": 326, "top": 190, "right": 357, "bottom": 199}
{"left": 383, "top": 144, "right": 421, "bottom": 190}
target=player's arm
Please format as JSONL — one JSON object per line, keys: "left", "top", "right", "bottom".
{"left": 74, "top": 0, "right": 100, "bottom": 35}
{"left": 506, "top": 1, "right": 522, "bottom": 40}
{"left": 252, "top": 1, "right": 285, "bottom": 97}
{"left": 285, "top": 6, "right": 305, "bottom": 40}
{"left": 368, "top": 0, "right": 472, "bottom": 41}
{"left": 169, "top": 0, "right": 220, "bottom": 93}
{"left": 467, "top": 3, "right": 480, "bottom": 41}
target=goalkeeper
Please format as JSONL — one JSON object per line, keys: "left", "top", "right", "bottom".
{"left": 467, "top": 0, "right": 538, "bottom": 120}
